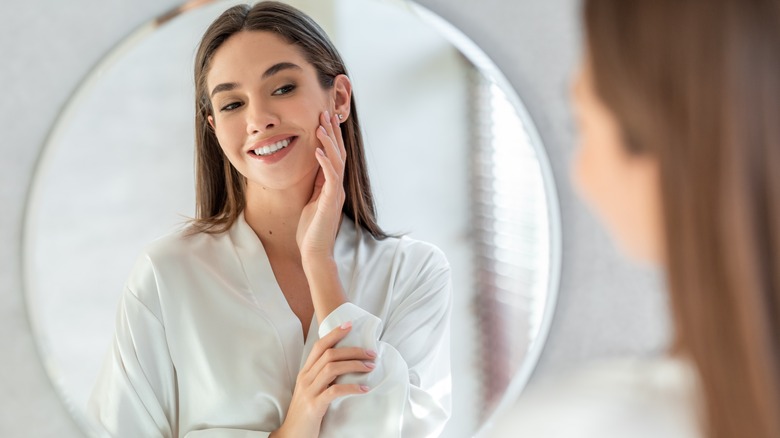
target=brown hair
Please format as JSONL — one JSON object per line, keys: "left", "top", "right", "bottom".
{"left": 584, "top": 1, "right": 780, "bottom": 437}
{"left": 190, "top": 1, "right": 386, "bottom": 238}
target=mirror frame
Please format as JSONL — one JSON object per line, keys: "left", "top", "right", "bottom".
{"left": 21, "top": 0, "right": 562, "bottom": 436}
{"left": 410, "top": 4, "right": 561, "bottom": 434}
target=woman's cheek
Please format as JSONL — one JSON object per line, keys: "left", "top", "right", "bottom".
{"left": 572, "top": 136, "right": 598, "bottom": 207}
{"left": 572, "top": 134, "right": 626, "bottom": 240}
{"left": 217, "top": 119, "right": 241, "bottom": 147}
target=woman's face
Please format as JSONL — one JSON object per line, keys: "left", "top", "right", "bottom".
{"left": 570, "top": 57, "right": 664, "bottom": 264}
{"left": 206, "top": 31, "right": 349, "bottom": 192}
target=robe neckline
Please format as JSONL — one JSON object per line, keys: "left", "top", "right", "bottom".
{"left": 228, "top": 210, "right": 360, "bottom": 386}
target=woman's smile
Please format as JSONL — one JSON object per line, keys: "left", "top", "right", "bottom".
{"left": 246, "top": 134, "right": 299, "bottom": 164}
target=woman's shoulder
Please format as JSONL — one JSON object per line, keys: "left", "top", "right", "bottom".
{"left": 358, "top": 226, "right": 451, "bottom": 274}
{"left": 125, "top": 224, "right": 231, "bottom": 290}
{"left": 140, "top": 223, "right": 228, "bottom": 263}
{"left": 398, "top": 235, "right": 451, "bottom": 281}
{"left": 489, "top": 356, "right": 701, "bottom": 438}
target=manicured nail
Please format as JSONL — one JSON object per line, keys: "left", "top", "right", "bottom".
{"left": 363, "top": 361, "right": 376, "bottom": 369}
{"left": 324, "top": 110, "right": 330, "bottom": 120}
{"left": 365, "top": 349, "right": 377, "bottom": 358}
{"left": 340, "top": 321, "right": 352, "bottom": 330}
{"left": 319, "top": 125, "right": 326, "bottom": 133}
{"left": 360, "top": 385, "right": 370, "bottom": 392}
{"left": 316, "top": 148, "right": 325, "bottom": 156}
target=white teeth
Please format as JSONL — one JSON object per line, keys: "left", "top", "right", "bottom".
{"left": 253, "top": 138, "right": 291, "bottom": 156}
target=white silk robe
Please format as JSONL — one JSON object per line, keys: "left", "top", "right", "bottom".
{"left": 88, "top": 213, "right": 452, "bottom": 437}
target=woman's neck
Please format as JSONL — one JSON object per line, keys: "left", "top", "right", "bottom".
{"left": 243, "top": 179, "right": 313, "bottom": 261}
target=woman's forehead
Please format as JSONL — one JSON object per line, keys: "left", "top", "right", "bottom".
{"left": 206, "top": 31, "right": 312, "bottom": 85}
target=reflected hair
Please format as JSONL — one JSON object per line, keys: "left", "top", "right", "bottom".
{"left": 190, "top": 1, "right": 386, "bottom": 238}
{"left": 584, "top": 1, "right": 780, "bottom": 437}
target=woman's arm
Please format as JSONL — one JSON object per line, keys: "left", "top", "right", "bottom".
{"left": 291, "top": 110, "right": 452, "bottom": 435}
{"left": 316, "top": 247, "right": 453, "bottom": 438}
{"left": 273, "top": 111, "right": 379, "bottom": 437}
{"left": 296, "top": 111, "right": 349, "bottom": 322}
{"left": 275, "top": 245, "right": 452, "bottom": 438}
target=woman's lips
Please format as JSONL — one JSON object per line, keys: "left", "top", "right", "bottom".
{"left": 246, "top": 136, "right": 297, "bottom": 164}
{"left": 250, "top": 136, "right": 293, "bottom": 156}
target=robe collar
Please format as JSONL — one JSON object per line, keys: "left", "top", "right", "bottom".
{"left": 228, "top": 210, "right": 361, "bottom": 375}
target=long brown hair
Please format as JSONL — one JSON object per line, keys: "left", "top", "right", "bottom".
{"left": 190, "top": 1, "right": 386, "bottom": 238}
{"left": 584, "top": 1, "right": 780, "bottom": 437}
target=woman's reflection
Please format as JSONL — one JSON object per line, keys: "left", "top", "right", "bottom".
{"left": 88, "top": 2, "right": 452, "bottom": 436}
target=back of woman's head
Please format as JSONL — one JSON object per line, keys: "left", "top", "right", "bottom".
{"left": 191, "top": 1, "right": 385, "bottom": 238}
{"left": 583, "top": 1, "right": 780, "bottom": 437}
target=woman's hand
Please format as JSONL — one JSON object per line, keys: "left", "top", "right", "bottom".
{"left": 297, "top": 111, "right": 349, "bottom": 323}
{"left": 270, "top": 322, "right": 375, "bottom": 438}
{"left": 296, "top": 111, "right": 347, "bottom": 262}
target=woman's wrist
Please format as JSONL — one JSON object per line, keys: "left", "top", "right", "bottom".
{"left": 302, "top": 257, "right": 348, "bottom": 323}
{"left": 270, "top": 421, "right": 319, "bottom": 438}
{"left": 301, "top": 251, "right": 337, "bottom": 272}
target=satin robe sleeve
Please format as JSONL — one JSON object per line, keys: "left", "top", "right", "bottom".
{"left": 87, "top": 254, "right": 179, "bottom": 437}
{"left": 87, "top": 255, "right": 273, "bottom": 438}
{"left": 317, "top": 240, "right": 453, "bottom": 438}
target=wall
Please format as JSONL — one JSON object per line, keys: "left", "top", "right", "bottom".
{"left": 0, "top": 0, "right": 669, "bottom": 436}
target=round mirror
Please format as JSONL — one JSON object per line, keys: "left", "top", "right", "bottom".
{"left": 23, "top": 0, "right": 561, "bottom": 436}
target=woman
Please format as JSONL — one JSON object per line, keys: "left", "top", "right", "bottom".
{"left": 494, "top": 0, "right": 780, "bottom": 437}
{"left": 88, "top": 2, "right": 452, "bottom": 437}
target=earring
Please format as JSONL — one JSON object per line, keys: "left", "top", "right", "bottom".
{"left": 338, "top": 114, "right": 344, "bottom": 120}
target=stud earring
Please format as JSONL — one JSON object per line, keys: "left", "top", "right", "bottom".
{"left": 338, "top": 114, "right": 344, "bottom": 120}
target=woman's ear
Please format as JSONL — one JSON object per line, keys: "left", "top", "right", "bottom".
{"left": 207, "top": 115, "right": 215, "bottom": 130}
{"left": 332, "top": 74, "right": 352, "bottom": 123}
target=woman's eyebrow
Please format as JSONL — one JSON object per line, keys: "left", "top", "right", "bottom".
{"left": 211, "top": 82, "right": 238, "bottom": 98}
{"left": 262, "top": 62, "right": 302, "bottom": 79}
{"left": 210, "top": 62, "right": 302, "bottom": 98}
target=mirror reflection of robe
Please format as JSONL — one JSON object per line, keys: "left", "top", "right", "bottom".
{"left": 88, "top": 212, "right": 452, "bottom": 437}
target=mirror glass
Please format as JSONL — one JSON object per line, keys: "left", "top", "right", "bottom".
{"left": 23, "top": 0, "right": 560, "bottom": 436}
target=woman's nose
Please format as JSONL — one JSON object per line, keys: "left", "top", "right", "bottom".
{"left": 246, "top": 101, "right": 279, "bottom": 134}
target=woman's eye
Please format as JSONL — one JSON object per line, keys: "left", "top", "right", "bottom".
{"left": 272, "top": 84, "right": 296, "bottom": 96}
{"left": 220, "top": 102, "right": 242, "bottom": 112}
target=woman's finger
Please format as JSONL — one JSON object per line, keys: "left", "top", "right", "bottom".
{"left": 316, "top": 127, "right": 344, "bottom": 183}
{"left": 321, "top": 111, "right": 337, "bottom": 144}
{"left": 319, "top": 112, "right": 344, "bottom": 170}
{"left": 317, "top": 122, "right": 344, "bottom": 173}
{"left": 316, "top": 124, "right": 341, "bottom": 161}
{"left": 319, "top": 383, "right": 370, "bottom": 405}
{"left": 310, "top": 359, "right": 374, "bottom": 393}
{"left": 314, "top": 148, "right": 340, "bottom": 194}
{"left": 300, "top": 321, "right": 353, "bottom": 372}
{"left": 307, "top": 346, "right": 377, "bottom": 382}
{"left": 319, "top": 112, "right": 337, "bottom": 148}
{"left": 331, "top": 112, "right": 347, "bottom": 162}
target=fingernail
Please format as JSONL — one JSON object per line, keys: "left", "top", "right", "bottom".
{"left": 360, "top": 385, "right": 370, "bottom": 392}
{"left": 319, "top": 125, "right": 326, "bottom": 133}
{"left": 363, "top": 361, "right": 375, "bottom": 369}
{"left": 324, "top": 110, "right": 330, "bottom": 120}
{"left": 316, "top": 148, "right": 325, "bottom": 156}
{"left": 365, "top": 349, "right": 377, "bottom": 358}
{"left": 340, "top": 321, "right": 352, "bottom": 330}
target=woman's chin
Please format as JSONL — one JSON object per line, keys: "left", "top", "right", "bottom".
{"left": 244, "top": 167, "right": 320, "bottom": 193}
